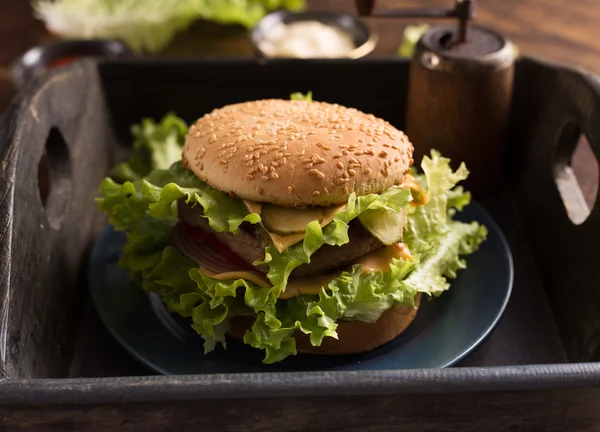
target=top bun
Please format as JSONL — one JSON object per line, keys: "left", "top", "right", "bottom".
{"left": 182, "top": 99, "right": 414, "bottom": 207}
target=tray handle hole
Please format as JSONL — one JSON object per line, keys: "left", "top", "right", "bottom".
{"left": 38, "top": 127, "right": 72, "bottom": 230}
{"left": 554, "top": 121, "right": 598, "bottom": 225}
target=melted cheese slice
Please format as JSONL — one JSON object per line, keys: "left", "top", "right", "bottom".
{"left": 199, "top": 243, "right": 413, "bottom": 300}
{"left": 243, "top": 200, "right": 347, "bottom": 253}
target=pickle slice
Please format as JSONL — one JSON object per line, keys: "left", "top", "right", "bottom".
{"left": 358, "top": 208, "right": 407, "bottom": 246}
{"left": 262, "top": 204, "right": 324, "bottom": 235}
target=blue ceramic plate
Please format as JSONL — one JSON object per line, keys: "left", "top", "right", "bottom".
{"left": 89, "top": 201, "right": 513, "bottom": 375}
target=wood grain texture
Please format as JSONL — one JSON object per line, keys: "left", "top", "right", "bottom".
{"left": 2, "top": 386, "right": 600, "bottom": 431}
{"left": 508, "top": 57, "right": 600, "bottom": 362}
{"left": 0, "top": 61, "right": 115, "bottom": 378}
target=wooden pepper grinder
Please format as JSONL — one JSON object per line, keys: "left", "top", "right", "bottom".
{"left": 356, "top": 0, "right": 515, "bottom": 196}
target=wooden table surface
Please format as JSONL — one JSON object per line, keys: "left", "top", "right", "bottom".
{"left": 1, "top": 0, "right": 598, "bottom": 202}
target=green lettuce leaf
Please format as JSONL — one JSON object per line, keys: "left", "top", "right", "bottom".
{"left": 33, "top": 0, "right": 305, "bottom": 53}
{"left": 290, "top": 91, "right": 313, "bottom": 101}
{"left": 97, "top": 148, "right": 486, "bottom": 363}
{"left": 98, "top": 161, "right": 261, "bottom": 240}
{"left": 255, "top": 187, "right": 413, "bottom": 298}
{"left": 110, "top": 113, "right": 188, "bottom": 183}
{"left": 397, "top": 23, "right": 430, "bottom": 58}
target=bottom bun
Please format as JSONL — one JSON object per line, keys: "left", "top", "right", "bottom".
{"left": 228, "top": 293, "right": 421, "bottom": 355}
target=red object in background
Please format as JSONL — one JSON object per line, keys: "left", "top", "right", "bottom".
{"left": 180, "top": 222, "right": 253, "bottom": 270}
{"left": 47, "top": 55, "right": 77, "bottom": 69}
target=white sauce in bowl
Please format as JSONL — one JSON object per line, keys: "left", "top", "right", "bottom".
{"left": 258, "top": 21, "right": 356, "bottom": 58}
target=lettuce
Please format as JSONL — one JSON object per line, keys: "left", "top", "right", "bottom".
{"left": 255, "top": 188, "right": 413, "bottom": 298}
{"left": 110, "top": 113, "right": 188, "bottom": 183}
{"left": 97, "top": 161, "right": 261, "bottom": 272}
{"left": 97, "top": 148, "right": 486, "bottom": 363}
{"left": 290, "top": 91, "right": 313, "bottom": 101}
{"left": 397, "top": 24, "right": 430, "bottom": 58}
{"left": 33, "top": 0, "right": 305, "bottom": 53}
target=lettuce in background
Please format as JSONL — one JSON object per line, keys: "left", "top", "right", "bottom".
{"left": 110, "top": 113, "right": 188, "bottom": 183}
{"left": 33, "top": 0, "right": 305, "bottom": 53}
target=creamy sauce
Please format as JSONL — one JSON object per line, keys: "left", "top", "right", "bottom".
{"left": 398, "top": 173, "right": 429, "bottom": 206}
{"left": 259, "top": 21, "right": 356, "bottom": 58}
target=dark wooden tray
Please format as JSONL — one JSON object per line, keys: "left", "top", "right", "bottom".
{"left": 1, "top": 58, "right": 600, "bottom": 431}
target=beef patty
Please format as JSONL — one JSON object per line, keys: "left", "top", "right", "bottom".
{"left": 177, "top": 200, "right": 386, "bottom": 277}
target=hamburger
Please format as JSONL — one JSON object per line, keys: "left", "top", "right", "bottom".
{"left": 98, "top": 98, "right": 487, "bottom": 363}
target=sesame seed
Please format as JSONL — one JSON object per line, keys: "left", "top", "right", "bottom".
{"left": 245, "top": 161, "right": 253, "bottom": 167}
{"left": 349, "top": 169, "right": 357, "bottom": 176}
{"left": 209, "top": 134, "right": 217, "bottom": 143}
{"left": 220, "top": 159, "right": 227, "bottom": 165}
{"left": 306, "top": 162, "right": 313, "bottom": 169}
{"left": 262, "top": 175, "right": 269, "bottom": 181}
{"left": 245, "top": 174, "right": 253, "bottom": 181}
{"left": 337, "top": 178, "right": 345, "bottom": 185}
{"left": 271, "top": 172, "right": 279, "bottom": 179}
{"left": 379, "top": 151, "right": 388, "bottom": 157}
{"left": 395, "top": 156, "right": 400, "bottom": 162}
{"left": 333, "top": 154, "right": 342, "bottom": 159}
{"left": 324, "top": 187, "right": 329, "bottom": 195}
{"left": 343, "top": 186, "right": 349, "bottom": 194}
{"left": 282, "top": 157, "right": 287, "bottom": 165}
{"left": 337, "top": 162, "right": 344, "bottom": 169}
{"left": 226, "top": 154, "right": 234, "bottom": 160}
{"left": 343, "top": 172, "right": 349, "bottom": 179}
{"left": 309, "top": 169, "right": 325, "bottom": 179}
{"left": 199, "top": 163, "right": 204, "bottom": 170}
{"left": 256, "top": 186, "right": 264, "bottom": 195}
{"left": 343, "top": 150, "right": 349, "bottom": 155}
{"left": 383, "top": 143, "right": 390, "bottom": 148}
{"left": 311, "top": 191, "right": 321, "bottom": 197}
{"left": 271, "top": 161, "right": 278, "bottom": 167}
{"left": 288, "top": 186, "right": 293, "bottom": 195}
{"left": 365, "top": 168, "right": 373, "bottom": 176}
{"left": 270, "top": 166, "right": 276, "bottom": 172}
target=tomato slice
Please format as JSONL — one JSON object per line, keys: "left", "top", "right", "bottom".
{"left": 179, "top": 223, "right": 254, "bottom": 270}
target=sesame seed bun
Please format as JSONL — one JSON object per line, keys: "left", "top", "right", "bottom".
{"left": 182, "top": 99, "right": 414, "bottom": 207}
{"left": 227, "top": 294, "right": 421, "bottom": 355}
